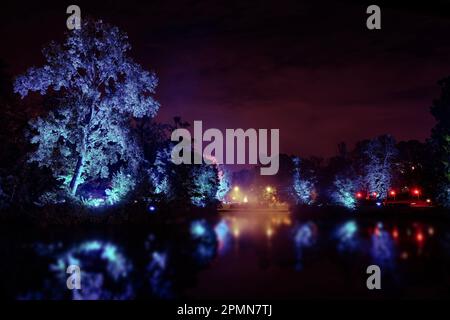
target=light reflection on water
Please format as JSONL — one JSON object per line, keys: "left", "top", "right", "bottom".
{"left": 2, "top": 209, "right": 450, "bottom": 299}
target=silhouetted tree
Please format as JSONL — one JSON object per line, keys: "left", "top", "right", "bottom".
{"left": 430, "top": 77, "right": 450, "bottom": 206}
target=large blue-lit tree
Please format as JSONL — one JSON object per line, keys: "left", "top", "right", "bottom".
{"left": 14, "top": 20, "right": 160, "bottom": 204}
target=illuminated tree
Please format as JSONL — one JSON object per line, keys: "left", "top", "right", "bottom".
{"left": 149, "top": 147, "right": 172, "bottom": 197}
{"left": 14, "top": 20, "right": 159, "bottom": 202}
{"left": 149, "top": 146, "right": 219, "bottom": 208}
{"left": 360, "top": 135, "right": 398, "bottom": 200}
{"left": 292, "top": 157, "right": 316, "bottom": 205}
{"left": 191, "top": 163, "right": 219, "bottom": 208}
{"left": 215, "top": 165, "right": 231, "bottom": 203}
{"left": 331, "top": 174, "right": 361, "bottom": 209}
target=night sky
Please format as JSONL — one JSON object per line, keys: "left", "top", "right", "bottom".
{"left": 2, "top": 1, "right": 450, "bottom": 157}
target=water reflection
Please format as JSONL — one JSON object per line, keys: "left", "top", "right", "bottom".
{"left": 370, "top": 223, "right": 395, "bottom": 269}
{"left": 20, "top": 240, "right": 134, "bottom": 300}
{"left": 334, "top": 220, "right": 360, "bottom": 253}
{"left": 294, "top": 222, "right": 318, "bottom": 270}
{"left": 1, "top": 209, "right": 449, "bottom": 300}
{"left": 214, "top": 220, "right": 231, "bottom": 255}
{"left": 218, "top": 211, "right": 292, "bottom": 241}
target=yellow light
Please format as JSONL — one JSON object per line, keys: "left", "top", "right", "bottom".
{"left": 243, "top": 196, "right": 248, "bottom": 203}
{"left": 266, "top": 186, "right": 272, "bottom": 192}
{"left": 266, "top": 227, "right": 273, "bottom": 237}
{"left": 234, "top": 186, "right": 239, "bottom": 192}
{"left": 233, "top": 228, "right": 240, "bottom": 237}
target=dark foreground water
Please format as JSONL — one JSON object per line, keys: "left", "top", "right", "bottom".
{"left": 1, "top": 209, "right": 450, "bottom": 300}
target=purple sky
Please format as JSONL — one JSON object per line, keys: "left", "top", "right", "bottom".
{"left": 2, "top": 1, "right": 450, "bottom": 157}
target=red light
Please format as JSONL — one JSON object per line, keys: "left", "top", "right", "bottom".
{"left": 374, "top": 227, "right": 380, "bottom": 237}
{"left": 372, "top": 192, "right": 378, "bottom": 197}
{"left": 392, "top": 229, "right": 399, "bottom": 239}
{"left": 356, "top": 192, "right": 363, "bottom": 199}
{"left": 412, "top": 189, "right": 420, "bottom": 195}
{"left": 389, "top": 190, "right": 396, "bottom": 196}
{"left": 416, "top": 232, "right": 424, "bottom": 242}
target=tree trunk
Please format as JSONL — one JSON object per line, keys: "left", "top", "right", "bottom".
{"left": 70, "top": 155, "right": 84, "bottom": 196}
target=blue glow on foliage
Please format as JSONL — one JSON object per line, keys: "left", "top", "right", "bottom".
{"left": 331, "top": 176, "right": 358, "bottom": 209}
{"left": 292, "top": 157, "right": 315, "bottom": 205}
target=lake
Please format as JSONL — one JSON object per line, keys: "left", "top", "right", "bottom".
{"left": 1, "top": 209, "right": 449, "bottom": 299}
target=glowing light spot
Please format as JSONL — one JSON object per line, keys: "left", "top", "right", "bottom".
{"left": 266, "top": 186, "right": 272, "bottom": 193}
{"left": 416, "top": 232, "right": 424, "bottom": 243}
{"left": 190, "top": 220, "right": 207, "bottom": 237}
{"left": 392, "top": 229, "right": 399, "bottom": 239}
{"left": 243, "top": 196, "right": 248, "bottom": 203}
{"left": 148, "top": 205, "right": 156, "bottom": 213}
{"left": 335, "top": 220, "right": 359, "bottom": 252}
{"left": 234, "top": 186, "right": 239, "bottom": 192}
{"left": 356, "top": 192, "right": 363, "bottom": 199}
{"left": 214, "top": 220, "right": 230, "bottom": 244}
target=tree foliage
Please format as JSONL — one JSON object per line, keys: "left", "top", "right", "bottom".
{"left": 292, "top": 157, "right": 316, "bottom": 205}
{"left": 14, "top": 19, "right": 159, "bottom": 203}
{"left": 430, "top": 77, "right": 450, "bottom": 206}
{"left": 358, "top": 135, "right": 398, "bottom": 199}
